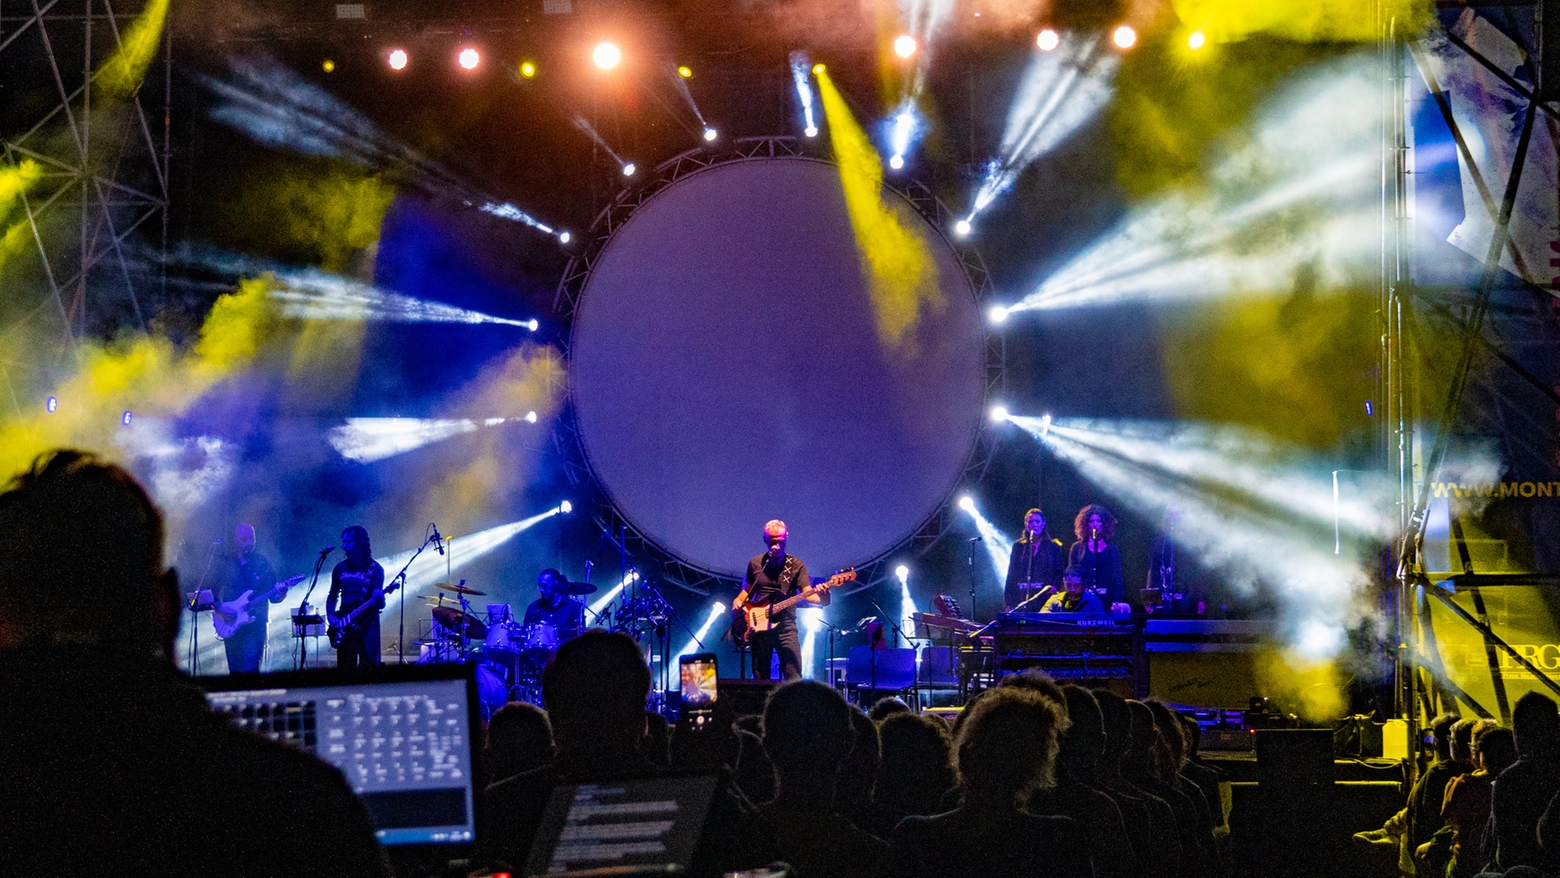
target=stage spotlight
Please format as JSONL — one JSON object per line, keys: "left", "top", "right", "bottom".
{"left": 702, "top": 127, "right": 717, "bottom": 142}
{"left": 1037, "top": 29, "right": 1060, "bottom": 51}
{"left": 889, "top": 154, "right": 904, "bottom": 170}
{"left": 1188, "top": 31, "right": 1207, "bottom": 50}
{"left": 895, "top": 564, "right": 909, "bottom": 584}
{"left": 622, "top": 163, "right": 636, "bottom": 177}
{"left": 322, "top": 59, "right": 335, "bottom": 73}
{"left": 458, "top": 48, "right": 480, "bottom": 70}
{"left": 525, "top": 319, "right": 540, "bottom": 331}
{"left": 801, "top": 606, "right": 825, "bottom": 634}
{"left": 955, "top": 219, "right": 972, "bottom": 237}
{"left": 1112, "top": 26, "right": 1137, "bottom": 49}
{"left": 1040, "top": 413, "right": 1052, "bottom": 436}
{"left": 958, "top": 495, "right": 975, "bottom": 513}
{"left": 987, "top": 304, "right": 1007, "bottom": 324}
{"left": 559, "top": 500, "right": 573, "bottom": 514}
{"left": 519, "top": 60, "right": 537, "bottom": 78}
{"left": 893, "top": 35, "right": 917, "bottom": 58}
{"left": 121, "top": 411, "right": 133, "bottom": 426}
{"left": 387, "top": 49, "right": 408, "bottom": 71}
{"left": 594, "top": 42, "right": 622, "bottom": 70}
{"left": 678, "top": 65, "right": 693, "bottom": 79}
{"left": 805, "top": 126, "right": 818, "bottom": 138}
{"left": 525, "top": 410, "right": 538, "bottom": 423}
{"left": 45, "top": 396, "right": 57, "bottom": 413}
{"left": 990, "top": 404, "right": 1009, "bottom": 423}
{"left": 558, "top": 231, "right": 572, "bottom": 244}
{"left": 812, "top": 63, "right": 825, "bottom": 75}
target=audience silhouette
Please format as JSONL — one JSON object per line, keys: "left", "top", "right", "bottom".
{"left": 0, "top": 450, "right": 388, "bottom": 876}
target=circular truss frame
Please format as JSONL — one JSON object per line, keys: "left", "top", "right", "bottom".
{"left": 551, "top": 135, "right": 1005, "bottom": 597}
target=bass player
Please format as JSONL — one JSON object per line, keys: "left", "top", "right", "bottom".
{"left": 327, "top": 525, "right": 386, "bottom": 668}
{"left": 732, "top": 519, "right": 827, "bottom": 681}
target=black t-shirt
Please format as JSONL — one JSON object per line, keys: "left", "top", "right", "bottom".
{"left": 328, "top": 559, "right": 386, "bottom": 627}
{"left": 219, "top": 552, "right": 278, "bottom": 627}
{"left": 523, "top": 596, "right": 585, "bottom": 632}
{"left": 743, "top": 554, "right": 812, "bottom": 626}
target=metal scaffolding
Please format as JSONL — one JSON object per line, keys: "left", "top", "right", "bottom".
{"left": 0, "top": 0, "right": 171, "bottom": 399}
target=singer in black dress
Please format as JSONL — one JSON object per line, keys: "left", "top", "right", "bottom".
{"left": 1066, "top": 505, "right": 1127, "bottom": 611}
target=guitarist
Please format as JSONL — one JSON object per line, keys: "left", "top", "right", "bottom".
{"left": 327, "top": 525, "right": 386, "bottom": 668}
{"left": 733, "top": 520, "right": 827, "bottom": 681}
{"left": 218, "top": 523, "right": 286, "bottom": 673}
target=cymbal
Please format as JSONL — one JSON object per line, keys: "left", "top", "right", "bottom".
{"left": 560, "top": 580, "right": 598, "bottom": 595}
{"left": 433, "top": 582, "right": 486, "bottom": 596}
{"left": 419, "top": 595, "right": 458, "bottom": 604}
{"left": 431, "top": 606, "right": 488, "bottom": 640}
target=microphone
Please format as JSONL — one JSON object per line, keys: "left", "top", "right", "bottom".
{"left": 431, "top": 524, "right": 445, "bottom": 556}
{"left": 969, "top": 536, "right": 982, "bottom": 543}
{"left": 318, "top": 545, "right": 335, "bottom": 556}
{"left": 1090, "top": 527, "right": 1098, "bottom": 541}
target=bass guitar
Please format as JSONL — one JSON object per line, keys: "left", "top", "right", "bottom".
{"left": 730, "top": 568, "right": 855, "bottom": 646}
{"left": 328, "top": 579, "right": 401, "bottom": 648}
{"left": 212, "top": 575, "right": 307, "bottom": 640}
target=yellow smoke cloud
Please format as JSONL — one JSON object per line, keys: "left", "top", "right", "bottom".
{"left": 816, "top": 70, "right": 943, "bottom": 354}
{"left": 1172, "top": 0, "right": 1430, "bottom": 44}
{"left": 96, "top": 0, "right": 170, "bottom": 100}
{"left": 379, "top": 343, "right": 567, "bottom": 546}
{"left": 1256, "top": 647, "right": 1348, "bottom": 721}
{"left": 0, "top": 277, "right": 274, "bottom": 480}
{"left": 0, "top": 159, "right": 43, "bottom": 273}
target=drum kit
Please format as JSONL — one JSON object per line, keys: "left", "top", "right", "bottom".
{"left": 414, "top": 577, "right": 599, "bottom": 716}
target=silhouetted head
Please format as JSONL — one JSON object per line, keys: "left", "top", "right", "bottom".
{"left": 1475, "top": 726, "right": 1517, "bottom": 776}
{"left": 762, "top": 680, "right": 853, "bottom": 784}
{"left": 485, "top": 701, "right": 554, "bottom": 780}
{"left": 0, "top": 450, "right": 176, "bottom": 657}
{"left": 834, "top": 706, "right": 880, "bottom": 814}
{"left": 955, "top": 687, "right": 1067, "bottom": 809}
{"left": 1146, "top": 700, "right": 1186, "bottom": 778}
{"left": 1058, "top": 685, "right": 1106, "bottom": 774}
{"left": 1429, "top": 713, "right": 1459, "bottom": 761}
{"left": 1449, "top": 717, "right": 1479, "bottom": 764}
{"left": 998, "top": 668, "right": 1066, "bottom": 706}
{"left": 1512, "top": 693, "right": 1560, "bottom": 758}
{"left": 868, "top": 696, "right": 912, "bottom": 723}
{"left": 542, "top": 630, "right": 651, "bottom": 756}
{"left": 1092, "top": 688, "right": 1132, "bottom": 770}
{"left": 1125, "top": 701, "right": 1160, "bottom": 775}
{"left": 876, "top": 713, "right": 954, "bottom": 817}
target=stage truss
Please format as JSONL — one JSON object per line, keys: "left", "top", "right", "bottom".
{"left": 0, "top": 0, "right": 171, "bottom": 394}
{"left": 1386, "top": 5, "right": 1560, "bottom": 729}
{"left": 552, "top": 135, "right": 1005, "bottom": 598}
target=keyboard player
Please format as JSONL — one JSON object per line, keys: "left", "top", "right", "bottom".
{"left": 1004, "top": 508, "right": 1064, "bottom": 611}
{"left": 1039, "top": 567, "right": 1104, "bottom": 614}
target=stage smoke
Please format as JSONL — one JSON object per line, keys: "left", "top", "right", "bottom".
{"left": 968, "top": 36, "right": 1118, "bottom": 221}
{"left": 957, "top": 497, "right": 1014, "bottom": 584}
{"left": 1002, "top": 58, "right": 1381, "bottom": 314}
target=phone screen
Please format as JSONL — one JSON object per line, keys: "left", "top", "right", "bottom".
{"left": 679, "top": 653, "right": 718, "bottom": 709}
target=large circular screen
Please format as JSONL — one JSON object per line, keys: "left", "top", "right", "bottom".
{"left": 570, "top": 156, "right": 984, "bottom": 578}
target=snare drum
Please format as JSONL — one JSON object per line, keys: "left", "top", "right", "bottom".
{"left": 477, "top": 663, "right": 508, "bottom": 720}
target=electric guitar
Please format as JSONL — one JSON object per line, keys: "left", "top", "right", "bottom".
{"left": 212, "top": 575, "right": 307, "bottom": 640}
{"left": 730, "top": 569, "right": 855, "bottom": 646}
{"left": 328, "top": 579, "right": 401, "bottom": 648}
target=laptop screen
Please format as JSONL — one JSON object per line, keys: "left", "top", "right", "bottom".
{"left": 524, "top": 775, "right": 719, "bottom": 877}
{"left": 199, "top": 663, "right": 479, "bottom": 847}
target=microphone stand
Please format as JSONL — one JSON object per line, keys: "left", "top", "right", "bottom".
{"left": 188, "top": 539, "right": 221, "bottom": 675}
{"left": 643, "top": 577, "right": 698, "bottom": 697}
{"left": 296, "top": 548, "right": 334, "bottom": 670}
{"left": 386, "top": 536, "right": 434, "bottom": 665}
{"left": 966, "top": 537, "right": 979, "bottom": 624}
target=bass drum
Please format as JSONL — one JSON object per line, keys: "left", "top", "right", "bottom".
{"left": 477, "top": 663, "right": 508, "bottom": 720}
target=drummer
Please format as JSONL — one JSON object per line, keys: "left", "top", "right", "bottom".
{"left": 522, "top": 568, "right": 586, "bottom": 640}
